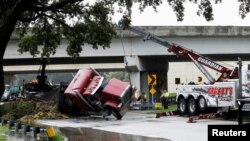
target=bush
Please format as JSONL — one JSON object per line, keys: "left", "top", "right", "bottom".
{"left": 0, "top": 100, "right": 36, "bottom": 119}
{"left": 0, "top": 99, "right": 69, "bottom": 123}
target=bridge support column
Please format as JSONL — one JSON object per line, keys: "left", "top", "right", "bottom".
{"left": 125, "top": 56, "right": 169, "bottom": 104}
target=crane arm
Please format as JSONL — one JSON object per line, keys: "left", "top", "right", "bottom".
{"left": 125, "top": 26, "right": 237, "bottom": 83}
{"left": 128, "top": 27, "right": 172, "bottom": 47}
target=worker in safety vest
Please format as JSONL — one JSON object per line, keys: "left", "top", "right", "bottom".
{"left": 160, "top": 90, "right": 169, "bottom": 109}
{"left": 142, "top": 92, "right": 147, "bottom": 103}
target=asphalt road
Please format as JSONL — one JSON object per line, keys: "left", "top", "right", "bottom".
{"left": 38, "top": 111, "right": 238, "bottom": 141}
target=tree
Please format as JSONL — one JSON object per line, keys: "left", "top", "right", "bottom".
{"left": 0, "top": 0, "right": 249, "bottom": 97}
{"left": 0, "top": 0, "right": 119, "bottom": 96}
{"left": 106, "top": 71, "right": 129, "bottom": 82}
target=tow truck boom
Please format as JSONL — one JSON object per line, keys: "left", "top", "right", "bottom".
{"left": 125, "top": 26, "right": 238, "bottom": 83}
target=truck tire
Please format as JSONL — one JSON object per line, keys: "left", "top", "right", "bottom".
{"left": 188, "top": 98, "right": 198, "bottom": 116}
{"left": 178, "top": 99, "right": 187, "bottom": 115}
{"left": 104, "top": 108, "right": 112, "bottom": 117}
{"left": 104, "top": 107, "right": 122, "bottom": 120}
{"left": 198, "top": 96, "right": 207, "bottom": 112}
{"left": 112, "top": 109, "right": 123, "bottom": 120}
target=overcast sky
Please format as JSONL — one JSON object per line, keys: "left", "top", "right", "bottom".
{"left": 113, "top": 0, "right": 250, "bottom": 26}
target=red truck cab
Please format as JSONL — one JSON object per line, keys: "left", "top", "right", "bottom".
{"left": 64, "top": 68, "right": 134, "bottom": 119}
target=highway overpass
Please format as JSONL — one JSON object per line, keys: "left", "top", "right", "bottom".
{"left": 4, "top": 26, "right": 250, "bottom": 101}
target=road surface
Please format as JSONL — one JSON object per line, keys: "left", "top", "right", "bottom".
{"left": 38, "top": 111, "right": 238, "bottom": 141}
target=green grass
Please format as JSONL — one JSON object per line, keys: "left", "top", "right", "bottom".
{"left": 49, "top": 131, "right": 65, "bottom": 141}
{"left": 0, "top": 125, "right": 65, "bottom": 141}
{"left": 146, "top": 104, "right": 177, "bottom": 114}
{"left": 0, "top": 126, "right": 9, "bottom": 132}
{"left": 0, "top": 135, "right": 6, "bottom": 141}
{"left": 0, "top": 126, "right": 9, "bottom": 141}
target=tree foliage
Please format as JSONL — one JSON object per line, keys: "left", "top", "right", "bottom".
{"left": 16, "top": 1, "right": 118, "bottom": 59}
{"left": 106, "top": 71, "right": 129, "bottom": 82}
{"left": 239, "top": 0, "right": 250, "bottom": 19}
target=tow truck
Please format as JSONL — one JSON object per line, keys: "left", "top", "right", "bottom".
{"left": 119, "top": 23, "right": 250, "bottom": 117}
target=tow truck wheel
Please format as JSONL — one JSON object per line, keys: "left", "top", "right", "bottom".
{"left": 178, "top": 99, "right": 187, "bottom": 115}
{"left": 188, "top": 98, "right": 198, "bottom": 116}
{"left": 198, "top": 96, "right": 207, "bottom": 112}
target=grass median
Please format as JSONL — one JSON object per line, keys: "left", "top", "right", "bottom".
{"left": 0, "top": 126, "right": 9, "bottom": 141}
{"left": 146, "top": 104, "right": 177, "bottom": 114}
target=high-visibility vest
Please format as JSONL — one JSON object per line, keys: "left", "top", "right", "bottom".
{"left": 162, "top": 92, "right": 169, "bottom": 98}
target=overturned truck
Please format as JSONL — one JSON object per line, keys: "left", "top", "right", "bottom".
{"left": 64, "top": 68, "right": 136, "bottom": 119}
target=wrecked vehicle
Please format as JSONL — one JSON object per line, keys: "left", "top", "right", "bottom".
{"left": 1, "top": 85, "right": 11, "bottom": 102}
{"left": 64, "top": 68, "right": 138, "bottom": 119}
